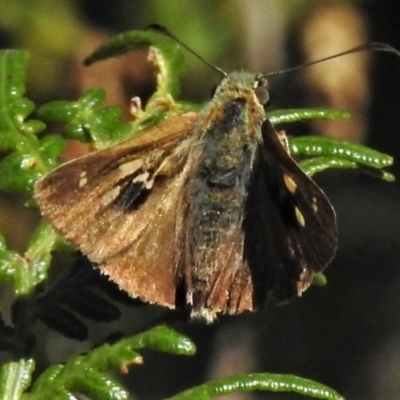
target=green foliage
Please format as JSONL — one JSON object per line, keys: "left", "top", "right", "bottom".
{"left": 168, "top": 373, "right": 344, "bottom": 400}
{"left": 0, "top": 28, "right": 394, "bottom": 399}
{"left": 37, "top": 87, "right": 131, "bottom": 148}
{"left": 19, "top": 326, "right": 195, "bottom": 400}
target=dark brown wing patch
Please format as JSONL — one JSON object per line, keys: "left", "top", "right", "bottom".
{"left": 243, "top": 121, "right": 337, "bottom": 305}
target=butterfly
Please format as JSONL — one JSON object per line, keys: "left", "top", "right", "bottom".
{"left": 34, "top": 65, "right": 338, "bottom": 322}
{"left": 36, "top": 25, "right": 400, "bottom": 321}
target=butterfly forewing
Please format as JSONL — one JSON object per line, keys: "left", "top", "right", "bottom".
{"left": 263, "top": 120, "right": 337, "bottom": 271}
{"left": 243, "top": 120, "right": 337, "bottom": 304}
{"left": 35, "top": 112, "right": 198, "bottom": 307}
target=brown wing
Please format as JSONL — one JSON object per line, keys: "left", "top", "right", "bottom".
{"left": 187, "top": 225, "right": 254, "bottom": 321}
{"left": 35, "top": 112, "right": 197, "bottom": 307}
{"left": 243, "top": 120, "right": 337, "bottom": 305}
{"left": 262, "top": 121, "right": 337, "bottom": 273}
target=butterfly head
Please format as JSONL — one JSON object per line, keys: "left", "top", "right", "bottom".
{"left": 211, "top": 72, "right": 270, "bottom": 111}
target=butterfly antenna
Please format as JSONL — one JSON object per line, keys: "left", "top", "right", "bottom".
{"left": 147, "top": 24, "right": 227, "bottom": 78}
{"left": 263, "top": 42, "right": 400, "bottom": 78}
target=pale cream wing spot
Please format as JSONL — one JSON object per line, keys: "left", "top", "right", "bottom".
{"left": 132, "top": 171, "right": 154, "bottom": 189}
{"left": 311, "top": 196, "right": 318, "bottom": 212}
{"left": 283, "top": 174, "right": 297, "bottom": 194}
{"left": 295, "top": 206, "right": 306, "bottom": 227}
{"left": 118, "top": 159, "right": 143, "bottom": 177}
{"left": 100, "top": 186, "right": 121, "bottom": 206}
{"left": 79, "top": 171, "right": 88, "bottom": 188}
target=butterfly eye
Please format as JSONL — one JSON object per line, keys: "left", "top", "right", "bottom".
{"left": 255, "top": 76, "right": 270, "bottom": 105}
{"left": 255, "top": 85, "right": 270, "bottom": 105}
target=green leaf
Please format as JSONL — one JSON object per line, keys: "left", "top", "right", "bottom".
{"left": 0, "top": 135, "right": 64, "bottom": 193}
{"left": 78, "top": 29, "right": 195, "bottom": 146}
{"left": 0, "top": 221, "right": 57, "bottom": 296}
{"left": 68, "top": 371, "right": 127, "bottom": 400}
{"left": 168, "top": 373, "right": 344, "bottom": 400}
{"left": 0, "top": 51, "right": 45, "bottom": 143}
{"left": 0, "top": 50, "right": 64, "bottom": 194}
{"left": 313, "top": 272, "right": 328, "bottom": 286}
{"left": 0, "top": 51, "right": 31, "bottom": 151}
{"left": 131, "top": 325, "right": 196, "bottom": 355}
{"left": 83, "top": 29, "right": 184, "bottom": 98}
{"left": 25, "top": 221, "right": 57, "bottom": 287}
{"left": 24, "top": 326, "right": 195, "bottom": 400}
{"left": 37, "top": 88, "right": 132, "bottom": 149}
{"left": 36, "top": 135, "right": 66, "bottom": 175}
{"left": 0, "top": 359, "right": 35, "bottom": 400}
{"left": 299, "top": 156, "right": 395, "bottom": 181}
{"left": 291, "top": 136, "right": 393, "bottom": 170}
{"left": 34, "top": 100, "right": 79, "bottom": 122}
{"left": 268, "top": 108, "right": 350, "bottom": 124}
{"left": 0, "top": 152, "right": 42, "bottom": 192}
{"left": 0, "top": 233, "right": 29, "bottom": 296}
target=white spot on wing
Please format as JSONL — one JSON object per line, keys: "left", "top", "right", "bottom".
{"left": 283, "top": 174, "right": 297, "bottom": 194}
{"left": 295, "top": 207, "right": 305, "bottom": 227}
{"left": 101, "top": 186, "right": 121, "bottom": 205}
{"left": 119, "top": 159, "right": 143, "bottom": 178}
{"left": 312, "top": 197, "right": 318, "bottom": 212}
{"left": 133, "top": 171, "right": 154, "bottom": 190}
{"left": 79, "top": 171, "right": 87, "bottom": 188}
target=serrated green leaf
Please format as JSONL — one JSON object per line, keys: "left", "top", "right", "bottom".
{"left": 167, "top": 373, "right": 344, "bottom": 400}
{"left": 0, "top": 359, "right": 35, "bottom": 400}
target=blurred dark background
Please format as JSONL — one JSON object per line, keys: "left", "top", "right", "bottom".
{"left": 1, "top": 1, "right": 400, "bottom": 399}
